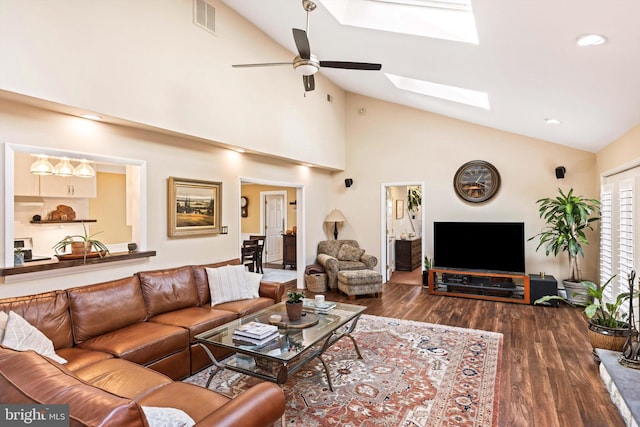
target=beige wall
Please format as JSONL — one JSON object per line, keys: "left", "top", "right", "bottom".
{"left": 334, "top": 94, "right": 600, "bottom": 282}
{"left": 0, "top": 99, "right": 333, "bottom": 297}
{"left": 89, "top": 172, "right": 132, "bottom": 244}
{"left": 241, "top": 185, "right": 297, "bottom": 235}
{"left": 596, "top": 125, "right": 640, "bottom": 174}
{"left": 0, "top": 0, "right": 347, "bottom": 170}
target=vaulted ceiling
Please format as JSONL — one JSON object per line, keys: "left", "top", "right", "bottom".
{"left": 222, "top": 0, "right": 640, "bottom": 153}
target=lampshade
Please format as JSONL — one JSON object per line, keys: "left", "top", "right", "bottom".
{"left": 324, "top": 209, "right": 346, "bottom": 223}
{"left": 54, "top": 157, "right": 75, "bottom": 176}
{"left": 30, "top": 156, "right": 55, "bottom": 175}
{"left": 74, "top": 160, "right": 95, "bottom": 178}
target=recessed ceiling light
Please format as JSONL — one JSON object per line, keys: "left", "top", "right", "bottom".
{"left": 576, "top": 34, "right": 607, "bottom": 46}
{"left": 233, "top": 148, "right": 247, "bottom": 153}
{"left": 545, "top": 118, "right": 561, "bottom": 125}
{"left": 79, "top": 114, "right": 102, "bottom": 120}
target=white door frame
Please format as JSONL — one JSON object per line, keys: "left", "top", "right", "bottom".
{"left": 380, "top": 182, "right": 425, "bottom": 283}
{"left": 240, "top": 177, "right": 305, "bottom": 290}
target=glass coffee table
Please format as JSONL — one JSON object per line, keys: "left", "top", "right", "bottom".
{"left": 195, "top": 300, "right": 366, "bottom": 391}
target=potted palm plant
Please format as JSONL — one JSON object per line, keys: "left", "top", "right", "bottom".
{"left": 535, "top": 274, "right": 633, "bottom": 359}
{"left": 422, "top": 256, "right": 431, "bottom": 286}
{"left": 529, "top": 188, "right": 600, "bottom": 305}
{"left": 286, "top": 291, "right": 305, "bottom": 321}
{"left": 52, "top": 222, "right": 110, "bottom": 263}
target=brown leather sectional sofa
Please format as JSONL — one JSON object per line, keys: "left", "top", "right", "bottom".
{"left": 0, "top": 258, "right": 287, "bottom": 427}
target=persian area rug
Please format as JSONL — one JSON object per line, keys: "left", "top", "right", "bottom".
{"left": 184, "top": 314, "right": 502, "bottom": 427}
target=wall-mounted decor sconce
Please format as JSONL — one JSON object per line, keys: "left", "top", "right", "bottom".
{"left": 221, "top": 226, "right": 229, "bottom": 234}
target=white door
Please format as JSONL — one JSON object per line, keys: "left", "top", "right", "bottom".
{"left": 264, "top": 193, "right": 285, "bottom": 263}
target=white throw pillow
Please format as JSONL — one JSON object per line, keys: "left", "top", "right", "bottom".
{"left": 142, "top": 406, "right": 195, "bottom": 427}
{"left": 1, "top": 311, "right": 67, "bottom": 364}
{"left": 0, "top": 311, "right": 8, "bottom": 342}
{"left": 206, "top": 264, "right": 262, "bottom": 306}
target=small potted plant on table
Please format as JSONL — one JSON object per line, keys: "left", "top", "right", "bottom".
{"left": 286, "top": 291, "right": 305, "bottom": 321}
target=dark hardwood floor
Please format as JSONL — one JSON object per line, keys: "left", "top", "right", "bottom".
{"left": 302, "top": 282, "right": 625, "bottom": 427}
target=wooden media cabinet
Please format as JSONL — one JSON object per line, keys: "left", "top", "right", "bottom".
{"left": 428, "top": 267, "right": 530, "bottom": 304}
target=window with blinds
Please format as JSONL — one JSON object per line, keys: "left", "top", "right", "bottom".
{"left": 600, "top": 184, "right": 613, "bottom": 301}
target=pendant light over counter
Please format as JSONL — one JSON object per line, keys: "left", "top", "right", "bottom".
{"left": 29, "top": 155, "right": 95, "bottom": 178}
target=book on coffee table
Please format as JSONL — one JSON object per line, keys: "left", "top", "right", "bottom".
{"left": 234, "top": 321, "right": 278, "bottom": 339}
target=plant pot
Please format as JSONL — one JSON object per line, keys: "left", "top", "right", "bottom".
{"left": 562, "top": 280, "right": 592, "bottom": 306}
{"left": 422, "top": 270, "right": 429, "bottom": 286}
{"left": 286, "top": 301, "right": 303, "bottom": 321}
{"left": 70, "top": 242, "right": 92, "bottom": 256}
{"left": 587, "top": 320, "right": 631, "bottom": 360}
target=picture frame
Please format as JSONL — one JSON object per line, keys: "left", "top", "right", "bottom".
{"left": 396, "top": 200, "right": 404, "bottom": 219}
{"left": 168, "top": 177, "right": 222, "bottom": 237}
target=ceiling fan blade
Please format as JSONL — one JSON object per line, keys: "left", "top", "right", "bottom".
{"left": 303, "top": 74, "right": 315, "bottom": 92}
{"left": 292, "top": 28, "right": 311, "bottom": 60}
{"left": 232, "top": 62, "right": 292, "bottom": 68}
{"left": 319, "top": 61, "right": 382, "bottom": 71}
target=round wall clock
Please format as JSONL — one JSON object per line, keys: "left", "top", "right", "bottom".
{"left": 241, "top": 196, "right": 248, "bottom": 217}
{"left": 453, "top": 160, "right": 501, "bottom": 203}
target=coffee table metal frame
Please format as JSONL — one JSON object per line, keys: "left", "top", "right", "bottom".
{"left": 195, "top": 301, "right": 365, "bottom": 391}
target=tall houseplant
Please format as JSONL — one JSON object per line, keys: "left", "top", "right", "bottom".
{"left": 529, "top": 188, "right": 600, "bottom": 304}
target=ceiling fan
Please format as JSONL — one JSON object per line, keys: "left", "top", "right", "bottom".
{"left": 232, "top": 0, "right": 382, "bottom": 92}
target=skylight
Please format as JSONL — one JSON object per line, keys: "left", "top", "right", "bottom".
{"left": 319, "top": 0, "right": 478, "bottom": 44}
{"left": 386, "top": 73, "right": 490, "bottom": 109}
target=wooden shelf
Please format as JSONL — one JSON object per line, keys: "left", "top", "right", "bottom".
{"left": 0, "top": 250, "right": 156, "bottom": 277}
{"left": 30, "top": 219, "right": 97, "bottom": 224}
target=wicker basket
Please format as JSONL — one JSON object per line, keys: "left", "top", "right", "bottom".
{"left": 305, "top": 273, "right": 328, "bottom": 292}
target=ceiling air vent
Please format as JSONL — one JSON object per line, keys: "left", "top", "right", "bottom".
{"left": 194, "top": 0, "right": 216, "bottom": 35}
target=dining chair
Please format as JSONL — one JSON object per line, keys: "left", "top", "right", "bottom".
{"left": 241, "top": 239, "right": 259, "bottom": 272}
{"left": 249, "top": 235, "right": 266, "bottom": 273}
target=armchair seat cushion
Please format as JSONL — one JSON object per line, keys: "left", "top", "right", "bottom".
{"left": 338, "top": 260, "right": 368, "bottom": 271}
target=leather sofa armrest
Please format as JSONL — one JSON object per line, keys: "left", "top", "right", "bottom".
{"left": 194, "top": 382, "right": 285, "bottom": 427}
{"left": 360, "top": 254, "right": 378, "bottom": 269}
{"left": 259, "top": 281, "right": 285, "bottom": 303}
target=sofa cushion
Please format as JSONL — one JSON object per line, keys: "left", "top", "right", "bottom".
{"left": 57, "top": 346, "right": 114, "bottom": 372}
{"left": 0, "top": 290, "right": 73, "bottom": 349}
{"left": 137, "top": 266, "right": 199, "bottom": 317}
{"left": 192, "top": 259, "right": 242, "bottom": 306}
{"left": 77, "top": 321, "right": 189, "bottom": 366}
{"left": 337, "top": 244, "right": 365, "bottom": 261}
{"left": 74, "top": 358, "right": 172, "bottom": 400}
{"left": 67, "top": 276, "right": 148, "bottom": 344}
{"left": 213, "top": 297, "right": 275, "bottom": 318}
{"left": 0, "top": 347, "right": 148, "bottom": 426}
{"left": 1, "top": 311, "right": 67, "bottom": 364}
{"left": 207, "top": 265, "right": 261, "bottom": 306}
{"left": 148, "top": 307, "right": 237, "bottom": 341}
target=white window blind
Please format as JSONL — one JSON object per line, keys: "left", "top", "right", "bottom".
{"left": 618, "top": 180, "right": 634, "bottom": 303}
{"left": 600, "top": 184, "right": 613, "bottom": 301}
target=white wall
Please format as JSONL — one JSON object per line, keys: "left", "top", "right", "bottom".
{"left": 0, "top": 99, "right": 333, "bottom": 297}
{"left": 334, "top": 94, "right": 600, "bottom": 282}
{"left": 0, "top": 0, "right": 347, "bottom": 170}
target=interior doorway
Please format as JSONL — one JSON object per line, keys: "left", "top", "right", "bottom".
{"left": 262, "top": 191, "right": 286, "bottom": 263}
{"left": 380, "top": 182, "right": 425, "bottom": 285}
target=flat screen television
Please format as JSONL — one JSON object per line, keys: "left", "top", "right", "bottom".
{"left": 433, "top": 222, "right": 525, "bottom": 273}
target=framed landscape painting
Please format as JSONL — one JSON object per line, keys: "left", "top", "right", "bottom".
{"left": 168, "top": 177, "right": 222, "bottom": 237}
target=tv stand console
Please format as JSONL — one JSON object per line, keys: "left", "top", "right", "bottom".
{"left": 428, "top": 267, "right": 530, "bottom": 304}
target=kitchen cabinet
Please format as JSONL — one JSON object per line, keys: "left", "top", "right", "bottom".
{"left": 14, "top": 152, "right": 40, "bottom": 196}
{"left": 13, "top": 152, "right": 96, "bottom": 198}
{"left": 39, "top": 174, "right": 96, "bottom": 198}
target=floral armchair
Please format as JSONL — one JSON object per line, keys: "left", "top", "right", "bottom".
{"left": 316, "top": 240, "right": 378, "bottom": 289}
